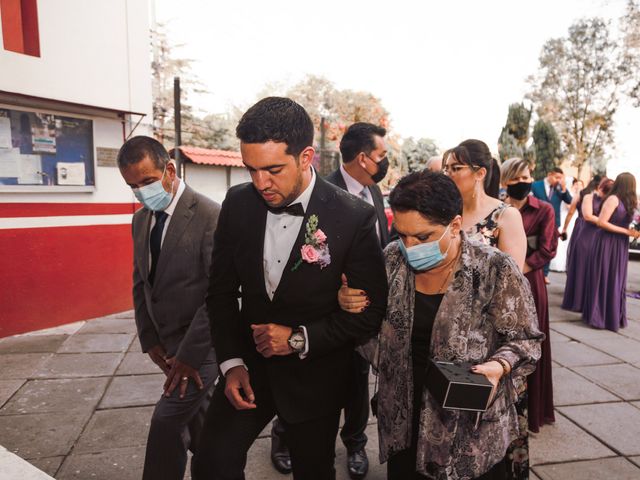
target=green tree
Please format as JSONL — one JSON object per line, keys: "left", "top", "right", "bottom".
{"left": 283, "top": 75, "right": 392, "bottom": 173}
{"left": 621, "top": 0, "right": 640, "bottom": 105}
{"left": 497, "top": 130, "right": 524, "bottom": 162}
{"left": 285, "top": 75, "right": 390, "bottom": 148}
{"left": 498, "top": 103, "right": 536, "bottom": 163}
{"left": 401, "top": 137, "right": 439, "bottom": 173}
{"left": 186, "top": 113, "right": 240, "bottom": 151}
{"left": 503, "top": 103, "right": 532, "bottom": 145}
{"left": 151, "top": 24, "right": 199, "bottom": 144}
{"left": 532, "top": 119, "right": 562, "bottom": 178}
{"left": 151, "top": 25, "right": 237, "bottom": 150}
{"left": 527, "top": 18, "right": 629, "bottom": 178}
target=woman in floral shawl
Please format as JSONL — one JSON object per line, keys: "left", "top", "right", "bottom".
{"left": 340, "top": 171, "right": 543, "bottom": 479}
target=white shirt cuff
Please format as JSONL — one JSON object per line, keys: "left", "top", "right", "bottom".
{"left": 219, "top": 358, "right": 247, "bottom": 376}
{"left": 299, "top": 325, "right": 310, "bottom": 359}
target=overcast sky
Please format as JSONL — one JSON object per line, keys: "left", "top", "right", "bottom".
{"left": 154, "top": 0, "right": 638, "bottom": 177}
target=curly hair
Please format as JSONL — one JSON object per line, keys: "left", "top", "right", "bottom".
{"left": 390, "top": 170, "right": 463, "bottom": 226}
{"left": 236, "top": 97, "right": 314, "bottom": 158}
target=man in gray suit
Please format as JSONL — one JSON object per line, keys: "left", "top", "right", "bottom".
{"left": 117, "top": 135, "right": 221, "bottom": 480}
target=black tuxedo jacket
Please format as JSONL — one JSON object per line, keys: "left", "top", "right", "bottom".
{"left": 207, "top": 175, "right": 387, "bottom": 423}
{"left": 324, "top": 169, "right": 390, "bottom": 248}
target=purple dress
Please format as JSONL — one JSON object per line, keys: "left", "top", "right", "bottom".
{"left": 565, "top": 197, "right": 585, "bottom": 268}
{"left": 582, "top": 199, "right": 632, "bottom": 331}
{"left": 562, "top": 196, "right": 603, "bottom": 311}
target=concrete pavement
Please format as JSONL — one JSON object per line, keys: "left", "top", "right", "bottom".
{"left": 1, "top": 262, "right": 640, "bottom": 479}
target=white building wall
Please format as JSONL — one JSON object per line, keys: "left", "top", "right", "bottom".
{"left": 0, "top": 0, "right": 151, "bottom": 204}
{"left": 184, "top": 164, "right": 229, "bottom": 204}
{"left": 231, "top": 167, "right": 251, "bottom": 186}
{"left": 184, "top": 164, "right": 250, "bottom": 204}
{"left": 0, "top": 0, "right": 152, "bottom": 116}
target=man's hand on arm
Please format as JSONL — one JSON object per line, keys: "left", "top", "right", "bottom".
{"left": 163, "top": 357, "right": 204, "bottom": 399}
{"left": 251, "top": 324, "right": 293, "bottom": 358}
{"left": 224, "top": 365, "right": 256, "bottom": 410}
{"left": 147, "top": 345, "right": 170, "bottom": 375}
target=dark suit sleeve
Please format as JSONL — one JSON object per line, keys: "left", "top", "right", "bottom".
{"left": 303, "top": 206, "right": 387, "bottom": 358}
{"left": 176, "top": 201, "right": 220, "bottom": 369}
{"left": 526, "top": 205, "right": 558, "bottom": 270}
{"left": 531, "top": 181, "right": 546, "bottom": 202}
{"left": 560, "top": 188, "right": 572, "bottom": 205}
{"left": 206, "top": 193, "right": 245, "bottom": 365}
{"left": 131, "top": 216, "right": 161, "bottom": 353}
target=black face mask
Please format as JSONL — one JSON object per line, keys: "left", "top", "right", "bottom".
{"left": 506, "top": 181, "right": 532, "bottom": 200}
{"left": 370, "top": 156, "right": 389, "bottom": 183}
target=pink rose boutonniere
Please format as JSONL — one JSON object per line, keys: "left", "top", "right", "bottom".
{"left": 292, "top": 214, "right": 331, "bottom": 271}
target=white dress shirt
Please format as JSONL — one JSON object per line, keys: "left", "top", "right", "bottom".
{"left": 263, "top": 170, "right": 316, "bottom": 299}
{"left": 543, "top": 178, "right": 553, "bottom": 200}
{"left": 148, "top": 177, "right": 185, "bottom": 265}
{"left": 339, "top": 164, "right": 380, "bottom": 239}
{"left": 219, "top": 170, "right": 316, "bottom": 376}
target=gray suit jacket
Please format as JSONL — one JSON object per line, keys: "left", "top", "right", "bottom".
{"left": 132, "top": 184, "right": 221, "bottom": 369}
{"left": 324, "top": 169, "right": 390, "bottom": 248}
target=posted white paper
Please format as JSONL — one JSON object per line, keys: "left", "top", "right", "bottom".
{"left": 0, "top": 117, "right": 11, "bottom": 149}
{"left": 18, "top": 154, "right": 43, "bottom": 184}
{"left": 57, "top": 162, "right": 86, "bottom": 185}
{"left": 0, "top": 148, "right": 20, "bottom": 177}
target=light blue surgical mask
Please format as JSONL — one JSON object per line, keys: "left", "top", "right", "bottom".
{"left": 132, "top": 166, "right": 174, "bottom": 211}
{"left": 398, "top": 224, "right": 452, "bottom": 271}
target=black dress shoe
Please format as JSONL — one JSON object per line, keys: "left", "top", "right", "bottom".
{"left": 271, "top": 451, "right": 292, "bottom": 475}
{"left": 270, "top": 445, "right": 292, "bottom": 474}
{"left": 347, "top": 449, "right": 369, "bottom": 479}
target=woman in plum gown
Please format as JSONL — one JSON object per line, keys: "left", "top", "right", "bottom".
{"left": 583, "top": 173, "right": 640, "bottom": 331}
{"left": 501, "top": 158, "right": 557, "bottom": 433}
{"left": 562, "top": 177, "right": 610, "bottom": 312}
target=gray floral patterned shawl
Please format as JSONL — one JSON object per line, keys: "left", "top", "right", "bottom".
{"left": 361, "top": 233, "right": 543, "bottom": 479}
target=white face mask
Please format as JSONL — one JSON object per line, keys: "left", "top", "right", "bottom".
{"left": 132, "top": 166, "right": 174, "bottom": 211}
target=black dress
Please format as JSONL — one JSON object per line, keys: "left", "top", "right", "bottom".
{"left": 387, "top": 291, "right": 507, "bottom": 480}
{"left": 387, "top": 291, "right": 441, "bottom": 479}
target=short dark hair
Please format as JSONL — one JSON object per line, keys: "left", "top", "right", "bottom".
{"left": 339, "top": 122, "right": 387, "bottom": 163}
{"left": 236, "top": 97, "right": 314, "bottom": 158}
{"left": 390, "top": 170, "right": 463, "bottom": 226}
{"left": 548, "top": 167, "right": 564, "bottom": 175}
{"left": 116, "top": 135, "right": 169, "bottom": 170}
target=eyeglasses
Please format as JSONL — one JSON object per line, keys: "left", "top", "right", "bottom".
{"left": 443, "top": 164, "right": 477, "bottom": 175}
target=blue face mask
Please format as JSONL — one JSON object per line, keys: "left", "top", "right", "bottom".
{"left": 132, "top": 166, "right": 174, "bottom": 211}
{"left": 398, "top": 224, "right": 452, "bottom": 271}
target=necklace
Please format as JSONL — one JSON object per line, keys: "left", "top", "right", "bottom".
{"left": 437, "top": 263, "right": 455, "bottom": 293}
{"left": 418, "top": 246, "right": 460, "bottom": 294}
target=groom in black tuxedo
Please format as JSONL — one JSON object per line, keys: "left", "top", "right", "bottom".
{"left": 192, "top": 97, "right": 387, "bottom": 480}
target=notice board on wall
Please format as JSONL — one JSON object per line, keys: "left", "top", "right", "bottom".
{"left": 0, "top": 107, "right": 95, "bottom": 188}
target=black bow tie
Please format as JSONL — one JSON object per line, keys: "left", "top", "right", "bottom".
{"left": 267, "top": 202, "right": 305, "bottom": 217}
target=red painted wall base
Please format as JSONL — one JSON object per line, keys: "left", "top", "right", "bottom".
{"left": 0, "top": 224, "right": 133, "bottom": 338}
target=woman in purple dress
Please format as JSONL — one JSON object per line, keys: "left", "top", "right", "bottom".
{"left": 583, "top": 173, "right": 640, "bottom": 331}
{"left": 562, "top": 177, "right": 610, "bottom": 311}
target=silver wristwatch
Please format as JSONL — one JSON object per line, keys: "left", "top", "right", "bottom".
{"left": 288, "top": 328, "right": 306, "bottom": 353}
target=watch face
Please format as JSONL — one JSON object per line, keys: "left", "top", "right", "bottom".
{"left": 290, "top": 333, "right": 305, "bottom": 351}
